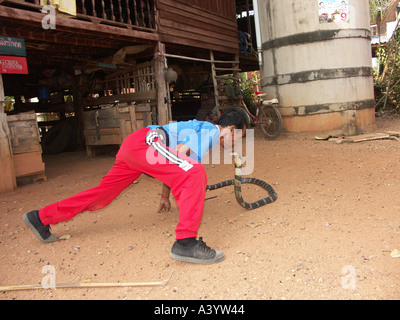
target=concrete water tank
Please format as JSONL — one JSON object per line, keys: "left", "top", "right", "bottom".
{"left": 258, "top": 0, "right": 375, "bottom": 135}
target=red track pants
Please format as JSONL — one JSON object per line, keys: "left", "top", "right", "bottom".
{"left": 39, "top": 128, "right": 208, "bottom": 240}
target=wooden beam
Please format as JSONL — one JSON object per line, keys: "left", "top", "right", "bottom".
{"left": 89, "top": 91, "right": 157, "bottom": 106}
{"left": 0, "top": 5, "right": 160, "bottom": 43}
{"left": 163, "top": 53, "right": 239, "bottom": 64}
{"left": 0, "top": 25, "right": 123, "bottom": 51}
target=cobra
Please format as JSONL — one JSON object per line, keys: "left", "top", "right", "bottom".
{"left": 206, "top": 152, "right": 278, "bottom": 210}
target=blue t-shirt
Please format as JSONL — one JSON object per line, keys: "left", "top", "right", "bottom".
{"left": 148, "top": 120, "right": 220, "bottom": 161}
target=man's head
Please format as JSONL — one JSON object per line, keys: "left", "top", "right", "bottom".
{"left": 217, "top": 109, "right": 245, "bottom": 130}
{"left": 216, "top": 109, "right": 246, "bottom": 148}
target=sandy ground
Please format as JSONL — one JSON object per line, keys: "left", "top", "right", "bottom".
{"left": 0, "top": 115, "right": 399, "bottom": 301}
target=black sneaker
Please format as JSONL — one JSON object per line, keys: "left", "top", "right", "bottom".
{"left": 170, "top": 237, "right": 225, "bottom": 264}
{"left": 23, "top": 210, "right": 57, "bottom": 243}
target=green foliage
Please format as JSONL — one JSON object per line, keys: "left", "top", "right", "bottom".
{"left": 370, "top": 0, "right": 400, "bottom": 113}
{"left": 239, "top": 72, "right": 259, "bottom": 115}
{"left": 374, "top": 26, "right": 400, "bottom": 113}
{"left": 370, "top": 0, "right": 391, "bottom": 24}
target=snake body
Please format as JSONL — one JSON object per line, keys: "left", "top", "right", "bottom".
{"left": 206, "top": 152, "right": 278, "bottom": 210}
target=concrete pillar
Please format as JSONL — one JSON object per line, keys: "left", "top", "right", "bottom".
{"left": 258, "top": 0, "right": 375, "bottom": 135}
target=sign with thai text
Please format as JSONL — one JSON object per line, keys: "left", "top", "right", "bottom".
{"left": 0, "top": 36, "right": 26, "bottom": 57}
{"left": 0, "top": 56, "right": 28, "bottom": 74}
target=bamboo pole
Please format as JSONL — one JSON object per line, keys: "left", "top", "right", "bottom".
{"left": 163, "top": 53, "right": 239, "bottom": 65}
{"left": 0, "top": 272, "right": 174, "bottom": 292}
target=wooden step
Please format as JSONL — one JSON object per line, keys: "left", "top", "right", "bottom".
{"left": 214, "top": 75, "right": 240, "bottom": 81}
{"left": 216, "top": 95, "right": 243, "bottom": 100}
{"left": 214, "top": 67, "right": 241, "bottom": 72}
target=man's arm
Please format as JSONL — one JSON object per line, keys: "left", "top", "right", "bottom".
{"left": 175, "top": 143, "right": 191, "bottom": 156}
{"left": 157, "top": 144, "right": 192, "bottom": 212}
{"left": 158, "top": 183, "right": 171, "bottom": 212}
{"left": 161, "top": 183, "right": 171, "bottom": 198}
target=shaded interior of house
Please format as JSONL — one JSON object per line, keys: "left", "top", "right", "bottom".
{"left": 0, "top": 0, "right": 259, "bottom": 185}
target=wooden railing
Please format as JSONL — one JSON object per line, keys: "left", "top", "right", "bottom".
{"left": 2, "top": 0, "right": 157, "bottom": 31}
{"left": 88, "top": 61, "right": 157, "bottom": 107}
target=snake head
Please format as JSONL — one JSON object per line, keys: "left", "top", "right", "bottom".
{"left": 230, "top": 151, "right": 243, "bottom": 168}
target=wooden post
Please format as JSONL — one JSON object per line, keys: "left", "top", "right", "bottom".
{"left": 0, "top": 74, "right": 17, "bottom": 193}
{"left": 210, "top": 50, "right": 220, "bottom": 116}
{"left": 154, "top": 42, "right": 170, "bottom": 125}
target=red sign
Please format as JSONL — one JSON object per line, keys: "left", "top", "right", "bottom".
{"left": 0, "top": 55, "right": 28, "bottom": 74}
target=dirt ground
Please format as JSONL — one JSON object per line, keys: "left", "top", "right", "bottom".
{"left": 1, "top": 115, "right": 399, "bottom": 301}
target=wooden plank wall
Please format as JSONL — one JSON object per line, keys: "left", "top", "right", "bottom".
{"left": 181, "top": 0, "right": 237, "bottom": 19}
{"left": 157, "top": 0, "right": 239, "bottom": 55}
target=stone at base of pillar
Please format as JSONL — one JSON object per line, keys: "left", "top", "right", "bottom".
{"left": 281, "top": 108, "right": 376, "bottom": 137}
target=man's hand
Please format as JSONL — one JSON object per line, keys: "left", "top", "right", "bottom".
{"left": 158, "top": 197, "right": 171, "bottom": 213}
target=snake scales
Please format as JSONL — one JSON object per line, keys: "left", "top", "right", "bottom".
{"left": 206, "top": 152, "right": 278, "bottom": 210}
